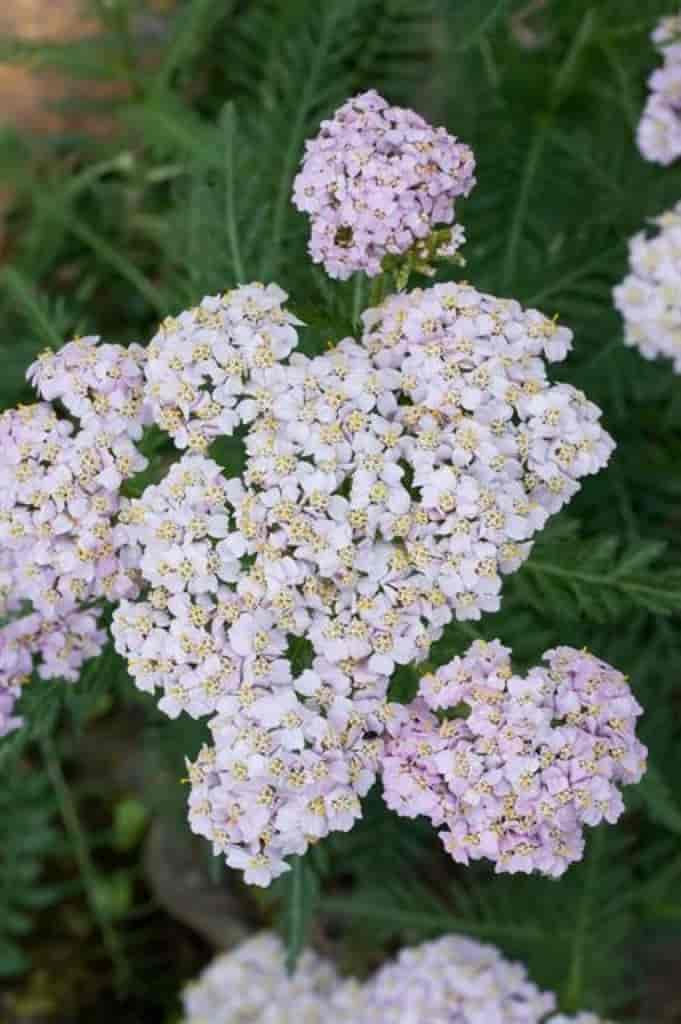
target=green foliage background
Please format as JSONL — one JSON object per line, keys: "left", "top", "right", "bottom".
{"left": 1, "top": 1, "right": 681, "bottom": 1020}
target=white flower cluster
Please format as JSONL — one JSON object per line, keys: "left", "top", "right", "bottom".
{"left": 143, "top": 283, "right": 301, "bottom": 451}
{"left": 0, "top": 402, "right": 145, "bottom": 619}
{"left": 638, "top": 11, "right": 681, "bottom": 165}
{"left": 181, "top": 931, "right": 615, "bottom": 1024}
{"left": 181, "top": 932, "right": 361, "bottom": 1024}
{"left": 356, "top": 933, "right": 556, "bottom": 1023}
{"left": 0, "top": 336, "right": 151, "bottom": 736}
{"left": 116, "top": 277, "right": 614, "bottom": 885}
{"left": 613, "top": 202, "right": 681, "bottom": 371}
{"left": 27, "top": 335, "right": 151, "bottom": 440}
{"left": 112, "top": 453, "right": 393, "bottom": 885}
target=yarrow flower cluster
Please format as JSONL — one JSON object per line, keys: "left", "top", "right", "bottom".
{"left": 180, "top": 930, "right": 616, "bottom": 1024}
{"left": 181, "top": 931, "right": 360, "bottom": 1024}
{"left": 0, "top": 92, "right": 637, "bottom": 897}
{"left": 293, "top": 90, "right": 475, "bottom": 279}
{"left": 0, "top": 607, "right": 106, "bottom": 735}
{"left": 613, "top": 201, "right": 681, "bottom": 371}
{"left": 382, "top": 640, "right": 646, "bottom": 877}
{"left": 27, "top": 335, "right": 151, "bottom": 440}
{"left": 0, "top": 402, "right": 145, "bottom": 618}
{"left": 113, "top": 277, "right": 615, "bottom": 883}
{"left": 143, "top": 283, "right": 301, "bottom": 451}
{"left": 356, "top": 933, "right": 556, "bottom": 1024}
{"left": 637, "top": 11, "right": 681, "bottom": 164}
{"left": 0, "top": 337, "right": 150, "bottom": 730}
{"left": 112, "top": 453, "right": 394, "bottom": 885}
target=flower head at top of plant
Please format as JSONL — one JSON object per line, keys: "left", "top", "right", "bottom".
{"left": 292, "top": 89, "right": 475, "bottom": 281}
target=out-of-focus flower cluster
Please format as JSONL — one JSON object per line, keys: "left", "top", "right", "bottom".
{"left": 382, "top": 640, "right": 646, "bottom": 877}
{"left": 0, "top": 337, "right": 150, "bottom": 735}
{"left": 292, "top": 90, "right": 475, "bottom": 279}
{"left": 637, "top": 12, "right": 681, "bottom": 164}
{"left": 181, "top": 932, "right": 361, "bottom": 1024}
{"left": 181, "top": 930, "right": 616, "bottom": 1024}
{"left": 355, "top": 933, "right": 556, "bottom": 1023}
{"left": 547, "top": 1017, "right": 616, "bottom": 1024}
{"left": 613, "top": 202, "right": 681, "bottom": 371}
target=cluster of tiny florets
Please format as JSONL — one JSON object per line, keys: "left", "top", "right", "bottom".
{"left": 356, "top": 933, "right": 556, "bottom": 1023}
{"left": 637, "top": 12, "right": 681, "bottom": 164}
{"left": 0, "top": 402, "right": 145, "bottom": 618}
{"left": 114, "top": 277, "right": 616, "bottom": 883}
{"left": 181, "top": 931, "right": 361, "bottom": 1024}
{"left": 382, "top": 640, "right": 646, "bottom": 877}
{"left": 292, "top": 90, "right": 475, "bottom": 279}
{"left": 143, "top": 283, "right": 301, "bottom": 451}
{"left": 112, "top": 453, "right": 395, "bottom": 885}
{"left": 613, "top": 202, "right": 681, "bottom": 371}
{"left": 27, "top": 335, "right": 151, "bottom": 440}
{"left": 182, "top": 931, "right": 618, "bottom": 1024}
{"left": 0, "top": 608, "right": 106, "bottom": 736}
{"left": 0, "top": 336, "right": 151, "bottom": 727}
{"left": 357, "top": 284, "right": 613, "bottom": 619}
{"left": 0, "top": 91, "right": 631, "bottom": 898}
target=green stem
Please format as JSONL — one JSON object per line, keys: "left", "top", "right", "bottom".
{"left": 40, "top": 735, "right": 130, "bottom": 990}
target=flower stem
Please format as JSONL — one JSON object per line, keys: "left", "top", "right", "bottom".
{"left": 40, "top": 735, "right": 130, "bottom": 991}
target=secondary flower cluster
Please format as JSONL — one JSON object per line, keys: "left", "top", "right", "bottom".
{"left": 181, "top": 930, "right": 615, "bottom": 1024}
{"left": 382, "top": 640, "right": 646, "bottom": 877}
{"left": 293, "top": 90, "right": 475, "bottom": 279}
{"left": 0, "top": 336, "right": 150, "bottom": 734}
{"left": 637, "top": 11, "right": 681, "bottom": 164}
{"left": 613, "top": 201, "right": 681, "bottom": 371}
{"left": 181, "top": 932, "right": 360, "bottom": 1024}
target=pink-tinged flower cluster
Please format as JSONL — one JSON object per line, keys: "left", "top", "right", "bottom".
{"left": 27, "top": 336, "right": 151, "bottom": 440}
{"left": 637, "top": 12, "right": 681, "bottom": 164}
{"left": 292, "top": 90, "right": 475, "bottom": 280}
{"left": 613, "top": 202, "right": 681, "bottom": 371}
{"left": 143, "top": 283, "right": 301, "bottom": 451}
{"left": 356, "top": 934, "right": 556, "bottom": 1024}
{"left": 1, "top": 609, "right": 106, "bottom": 684}
{"left": 0, "top": 403, "right": 145, "bottom": 618}
{"left": 181, "top": 931, "right": 362, "bottom": 1024}
{"left": 382, "top": 640, "right": 646, "bottom": 877}
{"left": 186, "top": 671, "right": 387, "bottom": 886}
{"left": 0, "top": 608, "right": 106, "bottom": 736}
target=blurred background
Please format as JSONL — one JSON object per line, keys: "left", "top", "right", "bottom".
{"left": 1, "top": 1, "right": 681, "bottom": 1021}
